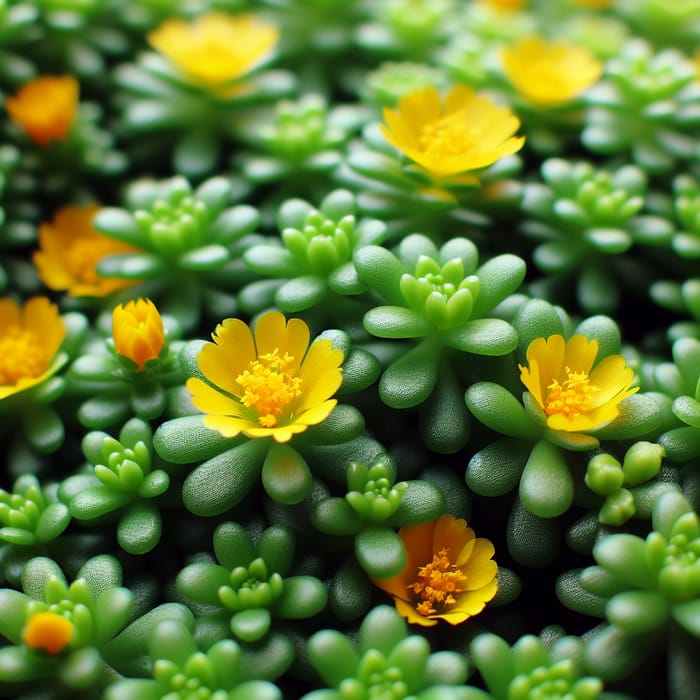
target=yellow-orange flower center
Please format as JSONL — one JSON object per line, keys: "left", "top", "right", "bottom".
{"left": 0, "top": 326, "right": 47, "bottom": 384}
{"left": 236, "top": 349, "right": 302, "bottom": 428}
{"left": 408, "top": 548, "right": 468, "bottom": 617}
{"left": 418, "top": 111, "right": 478, "bottom": 160}
{"left": 545, "top": 368, "right": 599, "bottom": 420}
{"left": 22, "top": 612, "right": 73, "bottom": 655}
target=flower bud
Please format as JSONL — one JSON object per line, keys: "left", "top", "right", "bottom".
{"left": 622, "top": 441, "right": 664, "bottom": 486}
{"left": 112, "top": 298, "right": 165, "bottom": 370}
{"left": 585, "top": 453, "right": 625, "bottom": 496}
{"left": 22, "top": 612, "right": 73, "bottom": 655}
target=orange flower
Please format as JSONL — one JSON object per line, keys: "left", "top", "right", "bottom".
{"left": 0, "top": 296, "right": 66, "bottom": 401}
{"left": 33, "top": 204, "right": 139, "bottom": 298}
{"left": 112, "top": 298, "right": 165, "bottom": 370}
{"left": 5, "top": 75, "right": 78, "bottom": 146}
{"left": 22, "top": 611, "right": 73, "bottom": 655}
{"left": 372, "top": 515, "right": 498, "bottom": 627}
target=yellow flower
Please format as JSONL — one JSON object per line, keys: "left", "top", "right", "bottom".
{"left": 33, "top": 204, "right": 139, "bottom": 298}
{"left": 186, "top": 311, "right": 344, "bottom": 443}
{"left": 380, "top": 85, "right": 525, "bottom": 180}
{"left": 148, "top": 12, "right": 279, "bottom": 87}
{"left": 112, "top": 298, "right": 165, "bottom": 370}
{"left": 478, "top": 0, "right": 528, "bottom": 11}
{"left": 519, "top": 334, "right": 639, "bottom": 434}
{"left": 22, "top": 611, "right": 73, "bottom": 655}
{"left": 501, "top": 36, "right": 603, "bottom": 107}
{"left": 5, "top": 75, "right": 78, "bottom": 146}
{"left": 372, "top": 515, "right": 498, "bottom": 627}
{"left": 0, "top": 296, "right": 66, "bottom": 401}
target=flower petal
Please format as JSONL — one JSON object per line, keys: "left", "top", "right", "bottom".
{"left": 463, "top": 538, "right": 498, "bottom": 590}
{"left": 433, "top": 515, "right": 475, "bottom": 564}
{"left": 186, "top": 377, "right": 247, "bottom": 418}
{"left": 588, "top": 355, "right": 637, "bottom": 408}
{"left": 22, "top": 297, "right": 66, "bottom": 359}
{"left": 202, "top": 414, "right": 246, "bottom": 439}
{"left": 199, "top": 317, "right": 256, "bottom": 396}
{"left": 293, "top": 399, "right": 337, "bottom": 428}
{"left": 564, "top": 334, "right": 598, "bottom": 375}
{"left": 254, "top": 312, "right": 310, "bottom": 372}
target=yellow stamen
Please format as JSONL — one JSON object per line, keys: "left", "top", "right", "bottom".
{"left": 545, "top": 367, "right": 599, "bottom": 420}
{"left": 418, "top": 111, "right": 477, "bottom": 160}
{"left": 22, "top": 612, "right": 73, "bottom": 655}
{"left": 0, "top": 327, "right": 47, "bottom": 384}
{"left": 236, "top": 349, "right": 302, "bottom": 427}
{"left": 408, "top": 548, "right": 468, "bottom": 617}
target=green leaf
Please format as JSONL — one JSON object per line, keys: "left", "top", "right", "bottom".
{"left": 363, "top": 306, "right": 432, "bottom": 339}
{"left": 592, "top": 393, "right": 664, "bottom": 441}
{"left": 182, "top": 439, "right": 268, "bottom": 516}
{"left": 387, "top": 636, "right": 430, "bottom": 694}
{"left": 358, "top": 605, "right": 407, "bottom": 658}
{"left": 102, "top": 603, "right": 195, "bottom": 677}
{"left": 420, "top": 365, "right": 471, "bottom": 454}
{"left": 0, "top": 646, "right": 53, "bottom": 683}
{"left": 471, "top": 253, "right": 527, "bottom": 318}
{"left": 231, "top": 609, "right": 271, "bottom": 643}
{"left": 519, "top": 440, "right": 574, "bottom": 518}
{"left": 379, "top": 340, "right": 440, "bottom": 409}
{"left": 672, "top": 598, "right": 700, "bottom": 638}
{"left": 423, "top": 651, "right": 469, "bottom": 687}
{"left": 257, "top": 525, "right": 295, "bottom": 577}
{"left": 153, "top": 415, "right": 240, "bottom": 464}
{"left": 70, "top": 486, "right": 131, "bottom": 521}
{"left": 177, "top": 563, "right": 230, "bottom": 606}
{"left": 465, "top": 382, "right": 539, "bottom": 438}
{"left": 583, "top": 624, "right": 660, "bottom": 683}
{"left": 354, "top": 526, "right": 407, "bottom": 578}
{"left": 388, "top": 480, "right": 445, "bottom": 527}
{"left": 92, "top": 207, "right": 142, "bottom": 245}
{"left": 58, "top": 646, "right": 103, "bottom": 690}
{"left": 329, "top": 556, "right": 373, "bottom": 623}
{"left": 606, "top": 590, "right": 669, "bottom": 633}
{"left": 441, "top": 318, "right": 518, "bottom": 356}
{"left": 275, "top": 275, "right": 327, "bottom": 312}
{"left": 593, "top": 534, "right": 655, "bottom": 589}
{"left": 117, "top": 503, "right": 162, "bottom": 554}
{"left": 353, "top": 245, "right": 406, "bottom": 305}
{"left": 311, "top": 497, "right": 363, "bottom": 535}
{"left": 174, "top": 128, "right": 218, "bottom": 179}
{"left": 179, "top": 244, "right": 230, "bottom": 271}
{"left": 93, "top": 587, "right": 135, "bottom": 645}
{"left": 0, "top": 590, "right": 30, "bottom": 645}
{"left": 466, "top": 438, "right": 530, "bottom": 497}
{"left": 23, "top": 404, "right": 64, "bottom": 454}
{"left": 261, "top": 443, "right": 312, "bottom": 505}
{"left": 244, "top": 245, "right": 298, "bottom": 277}
{"left": 307, "top": 629, "right": 359, "bottom": 687}
{"left": 271, "top": 575, "right": 328, "bottom": 619}
{"left": 213, "top": 521, "right": 256, "bottom": 570}
{"left": 659, "top": 426, "right": 700, "bottom": 462}
{"left": 103, "top": 679, "right": 162, "bottom": 700}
